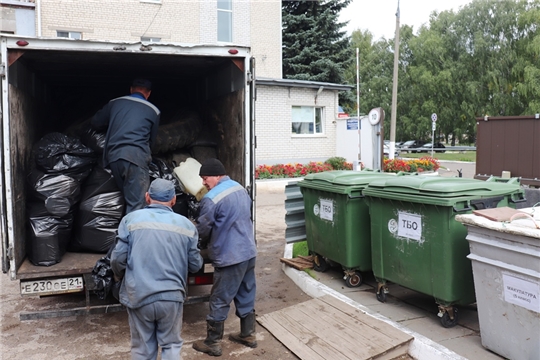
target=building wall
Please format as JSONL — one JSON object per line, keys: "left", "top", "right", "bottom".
{"left": 250, "top": 0, "right": 282, "bottom": 78}
{"left": 36, "top": 0, "right": 282, "bottom": 78}
{"left": 39, "top": 0, "right": 200, "bottom": 43}
{"left": 256, "top": 85, "right": 338, "bottom": 164}
{"left": 0, "top": 2, "right": 35, "bottom": 36}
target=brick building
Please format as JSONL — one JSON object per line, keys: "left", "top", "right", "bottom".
{"left": 0, "top": 0, "right": 352, "bottom": 164}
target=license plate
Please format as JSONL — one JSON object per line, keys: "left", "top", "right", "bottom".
{"left": 204, "top": 264, "right": 214, "bottom": 273}
{"left": 21, "top": 277, "right": 84, "bottom": 296}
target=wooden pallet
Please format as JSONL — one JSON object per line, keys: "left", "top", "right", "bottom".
{"left": 258, "top": 295, "right": 413, "bottom": 360}
{"left": 280, "top": 255, "right": 313, "bottom": 270}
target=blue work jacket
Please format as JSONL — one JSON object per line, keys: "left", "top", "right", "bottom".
{"left": 111, "top": 204, "right": 203, "bottom": 309}
{"left": 196, "top": 176, "right": 257, "bottom": 268}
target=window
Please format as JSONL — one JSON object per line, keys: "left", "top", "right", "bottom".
{"left": 217, "top": 0, "right": 232, "bottom": 42}
{"left": 57, "top": 31, "right": 81, "bottom": 40}
{"left": 292, "top": 106, "right": 324, "bottom": 135}
{"left": 141, "top": 37, "right": 161, "bottom": 42}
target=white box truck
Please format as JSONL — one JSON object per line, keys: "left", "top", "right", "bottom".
{"left": 0, "top": 35, "right": 256, "bottom": 319}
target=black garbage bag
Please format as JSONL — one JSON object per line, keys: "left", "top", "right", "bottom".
{"left": 172, "top": 192, "right": 190, "bottom": 218}
{"left": 79, "top": 121, "right": 106, "bottom": 154}
{"left": 28, "top": 170, "right": 82, "bottom": 218}
{"left": 26, "top": 202, "right": 74, "bottom": 266}
{"left": 33, "top": 132, "right": 96, "bottom": 178}
{"left": 188, "top": 195, "right": 201, "bottom": 220}
{"left": 91, "top": 243, "right": 121, "bottom": 301}
{"left": 149, "top": 157, "right": 182, "bottom": 193}
{"left": 26, "top": 133, "right": 95, "bottom": 265}
{"left": 71, "top": 165, "right": 124, "bottom": 253}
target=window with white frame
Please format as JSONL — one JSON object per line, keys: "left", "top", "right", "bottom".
{"left": 141, "top": 36, "right": 161, "bottom": 42}
{"left": 57, "top": 31, "right": 81, "bottom": 40}
{"left": 217, "top": 0, "right": 232, "bottom": 42}
{"left": 291, "top": 106, "right": 324, "bottom": 135}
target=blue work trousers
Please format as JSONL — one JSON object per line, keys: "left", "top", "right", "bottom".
{"left": 208, "top": 257, "right": 257, "bottom": 322}
{"left": 109, "top": 159, "right": 149, "bottom": 214}
{"left": 127, "top": 300, "right": 184, "bottom": 360}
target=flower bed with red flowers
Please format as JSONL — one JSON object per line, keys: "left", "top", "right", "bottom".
{"left": 255, "top": 157, "right": 353, "bottom": 179}
{"left": 383, "top": 157, "right": 440, "bottom": 173}
{"left": 255, "top": 156, "right": 440, "bottom": 179}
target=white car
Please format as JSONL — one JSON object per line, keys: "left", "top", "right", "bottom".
{"left": 383, "top": 144, "right": 400, "bottom": 158}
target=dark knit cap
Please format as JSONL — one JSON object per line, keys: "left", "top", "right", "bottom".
{"left": 199, "top": 158, "right": 226, "bottom": 176}
{"left": 132, "top": 78, "right": 152, "bottom": 90}
{"left": 148, "top": 178, "right": 175, "bottom": 202}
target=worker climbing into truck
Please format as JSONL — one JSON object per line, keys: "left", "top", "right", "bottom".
{"left": 91, "top": 78, "right": 161, "bottom": 214}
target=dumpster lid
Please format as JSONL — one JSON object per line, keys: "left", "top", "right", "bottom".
{"left": 363, "top": 176, "right": 522, "bottom": 199}
{"left": 300, "top": 170, "right": 397, "bottom": 187}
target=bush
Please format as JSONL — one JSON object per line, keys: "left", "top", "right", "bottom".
{"left": 324, "top": 157, "right": 350, "bottom": 170}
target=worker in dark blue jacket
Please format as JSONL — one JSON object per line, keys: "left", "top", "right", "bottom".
{"left": 91, "top": 78, "right": 160, "bottom": 213}
{"left": 193, "top": 158, "right": 257, "bottom": 357}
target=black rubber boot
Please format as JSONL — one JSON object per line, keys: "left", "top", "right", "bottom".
{"left": 193, "top": 320, "right": 225, "bottom": 356}
{"left": 229, "top": 311, "right": 257, "bottom": 348}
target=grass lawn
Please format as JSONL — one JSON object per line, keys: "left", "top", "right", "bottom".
{"left": 292, "top": 241, "right": 309, "bottom": 258}
{"left": 400, "top": 151, "right": 476, "bottom": 162}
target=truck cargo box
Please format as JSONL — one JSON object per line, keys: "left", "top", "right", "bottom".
{"left": 0, "top": 36, "right": 255, "bottom": 317}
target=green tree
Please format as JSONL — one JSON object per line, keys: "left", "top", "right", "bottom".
{"left": 344, "top": 29, "right": 393, "bottom": 116}
{"left": 282, "top": 0, "right": 353, "bottom": 85}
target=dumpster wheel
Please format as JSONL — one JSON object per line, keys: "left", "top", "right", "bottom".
{"left": 344, "top": 270, "right": 363, "bottom": 288}
{"left": 312, "top": 254, "right": 329, "bottom": 272}
{"left": 376, "top": 283, "right": 388, "bottom": 303}
{"left": 438, "top": 305, "right": 459, "bottom": 328}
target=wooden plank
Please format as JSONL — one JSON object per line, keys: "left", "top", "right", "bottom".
{"left": 302, "top": 298, "right": 412, "bottom": 356}
{"left": 317, "top": 295, "right": 413, "bottom": 343}
{"left": 298, "top": 299, "right": 393, "bottom": 350}
{"left": 280, "top": 257, "right": 313, "bottom": 270}
{"left": 258, "top": 312, "right": 330, "bottom": 360}
{"left": 284, "top": 301, "right": 387, "bottom": 358}
{"left": 258, "top": 296, "right": 413, "bottom": 360}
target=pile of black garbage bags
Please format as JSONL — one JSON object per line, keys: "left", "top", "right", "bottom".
{"left": 26, "top": 132, "right": 123, "bottom": 266}
{"left": 26, "top": 130, "right": 195, "bottom": 268}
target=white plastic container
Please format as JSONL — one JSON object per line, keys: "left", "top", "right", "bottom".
{"left": 456, "top": 208, "right": 540, "bottom": 360}
{"left": 173, "top": 158, "right": 207, "bottom": 201}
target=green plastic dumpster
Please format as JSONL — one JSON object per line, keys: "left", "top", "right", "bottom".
{"left": 298, "top": 170, "right": 402, "bottom": 288}
{"left": 363, "top": 176, "right": 525, "bottom": 327}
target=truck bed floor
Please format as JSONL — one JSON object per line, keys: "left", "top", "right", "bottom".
{"left": 17, "top": 252, "right": 103, "bottom": 280}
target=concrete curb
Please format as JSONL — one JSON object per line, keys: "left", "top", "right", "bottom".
{"left": 281, "top": 244, "right": 466, "bottom": 360}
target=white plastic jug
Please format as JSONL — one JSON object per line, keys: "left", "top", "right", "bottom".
{"left": 173, "top": 158, "right": 208, "bottom": 201}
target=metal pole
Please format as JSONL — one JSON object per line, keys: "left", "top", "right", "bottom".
{"left": 356, "top": 48, "right": 361, "bottom": 165}
{"left": 356, "top": 48, "right": 360, "bottom": 120}
{"left": 389, "top": 0, "right": 400, "bottom": 160}
{"left": 431, "top": 125, "right": 435, "bottom": 157}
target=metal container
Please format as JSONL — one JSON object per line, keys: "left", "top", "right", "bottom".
{"left": 457, "top": 208, "right": 540, "bottom": 360}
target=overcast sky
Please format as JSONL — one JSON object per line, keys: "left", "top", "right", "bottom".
{"left": 339, "top": 0, "right": 474, "bottom": 40}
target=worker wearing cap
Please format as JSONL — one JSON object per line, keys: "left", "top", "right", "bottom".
{"left": 91, "top": 78, "right": 161, "bottom": 213}
{"left": 193, "top": 158, "right": 257, "bottom": 357}
{"left": 111, "top": 178, "right": 203, "bottom": 360}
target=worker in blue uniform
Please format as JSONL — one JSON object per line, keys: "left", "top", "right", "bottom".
{"left": 193, "top": 158, "right": 258, "bottom": 357}
{"left": 111, "top": 178, "right": 203, "bottom": 359}
{"left": 91, "top": 78, "right": 160, "bottom": 213}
